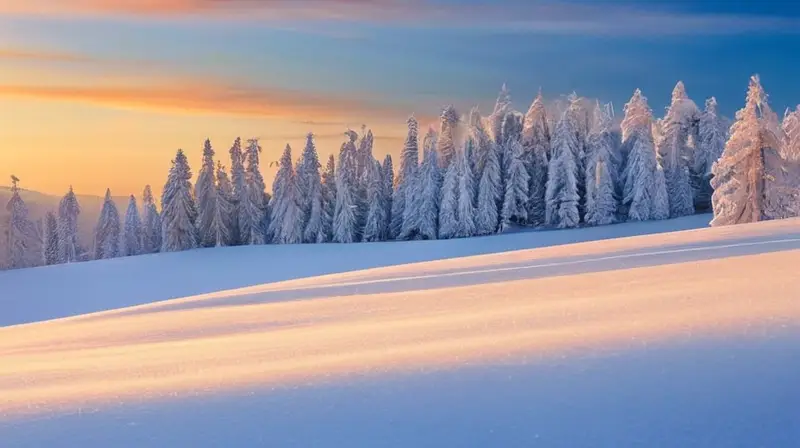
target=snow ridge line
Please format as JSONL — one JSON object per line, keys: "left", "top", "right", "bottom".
{"left": 312, "top": 237, "right": 800, "bottom": 290}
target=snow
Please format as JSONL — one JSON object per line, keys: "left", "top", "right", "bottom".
{"left": 2, "top": 214, "right": 800, "bottom": 447}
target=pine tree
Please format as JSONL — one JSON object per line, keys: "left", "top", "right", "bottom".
{"left": 781, "top": 105, "right": 800, "bottom": 162}
{"left": 270, "top": 144, "right": 303, "bottom": 244}
{"left": 355, "top": 127, "right": 374, "bottom": 230}
{"left": 711, "top": 75, "right": 782, "bottom": 226}
{"left": 382, "top": 154, "right": 394, "bottom": 235}
{"left": 522, "top": 91, "right": 551, "bottom": 226}
{"left": 297, "top": 133, "right": 325, "bottom": 243}
{"left": 363, "top": 159, "right": 389, "bottom": 242}
{"left": 658, "top": 81, "right": 699, "bottom": 218}
{"left": 475, "top": 124, "right": 502, "bottom": 235}
{"left": 241, "top": 138, "right": 267, "bottom": 245}
{"left": 490, "top": 83, "right": 512, "bottom": 146}
{"left": 333, "top": 131, "right": 360, "bottom": 243}
{"left": 194, "top": 139, "right": 217, "bottom": 247}
{"left": 122, "top": 195, "right": 142, "bottom": 257}
{"left": 545, "top": 116, "right": 580, "bottom": 229}
{"left": 211, "top": 162, "right": 234, "bottom": 247}
{"left": 57, "top": 186, "right": 81, "bottom": 263}
{"left": 43, "top": 211, "right": 60, "bottom": 266}
{"left": 438, "top": 106, "right": 459, "bottom": 170}
{"left": 401, "top": 128, "right": 440, "bottom": 240}
{"left": 652, "top": 163, "right": 671, "bottom": 220}
{"left": 456, "top": 147, "right": 477, "bottom": 238}
{"left": 621, "top": 89, "right": 661, "bottom": 222}
{"left": 585, "top": 102, "right": 619, "bottom": 225}
{"left": 391, "top": 117, "right": 419, "bottom": 239}
{"left": 140, "top": 185, "right": 161, "bottom": 254}
{"left": 229, "top": 137, "right": 246, "bottom": 245}
{"left": 161, "top": 149, "right": 198, "bottom": 252}
{"left": 501, "top": 135, "right": 530, "bottom": 231}
{"left": 438, "top": 152, "right": 459, "bottom": 240}
{"left": 693, "top": 97, "right": 727, "bottom": 211}
{"left": 320, "top": 155, "right": 336, "bottom": 243}
{"left": 565, "top": 93, "right": 589, "bottom": 221}
{"left": 5, "top": 176, "right": 38, "bottom": 269}
{"left": 94, "top": 188, "right": 121, "bottom": 259}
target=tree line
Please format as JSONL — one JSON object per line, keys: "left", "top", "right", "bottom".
{"left": 4, "top": 75, "right": 799, "bottom": 270}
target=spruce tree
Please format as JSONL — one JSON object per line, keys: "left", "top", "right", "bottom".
{"left": 658, "top": 81, "right": 699, "bottom": 218}
{"left": 297, "top": 133, "right": 324, "bottom": 243}
{"left": 229, "top": 137, "right": 246, "bottom": 245}
{"left": 43, "top": 211, "right": 60, "bottom": 266}
{"left": 122, "top": 195, "right": 142, "bottom": 257}
{"left": 161, "top": 149, "right": 198, "bottom": 252}
{"left": 456, "top": 147, "right": 477, "bottom": 238}
{"left": 490, "top": 83, "right": 512, "bottom": 146}
{"left": 585, "top": 102, "right": 619, "bottom": 225}
{"left": 140, "top": 185, "right": 161, "bottom": 254}
{"left": 438, "top": 153, "right": 459, "bottom": 240}
{"left": 94, "top": 188, "right": 122, "bottom": 259}
{"left": 271, "top": 144, "right": 303, "bottom": 244}
{"left": 501, "top": 130, "right": 529, "bottom": 231}
{"left": 363, "top": 159, "right": 389, "bottom": 242}
{"left": 565, "top": 93, "right": 589, "bottom": 221}
{"left": 438, "top": 105, "right": 459, "bottom": 170}
{"left": 586, "top": 161, "right": 617, "bottom": 226}
{"left": 382, "top": 154, "right": 394, "bottom": 235}
{"left": 320, "top": 155, "right": 336, "bottom": 243}
{"left": 211, "top": 162, "right": 234, "bottom": 247}
{"left": 522, "top": 91, "right": 551, "bottom": 226}
{"left": 693, "top": 97, "right": 727, "bottom": 211}
{"left": 782, "top": 106, "right": 800, "bottom": 162}
{"left": 391, "top": 117, "right": 419, "bottom": 239}
{"left": 242, "top": 138, "right": 267, "bottom": 245}
{"left": 194, "top": 139, "right": 217, "bottom": 247}
{"left": 545, "top": 116, "right": 581, "bottom": 229}
{"left": 333, "top": 131, "right": 360, "bottom": 243}
{"left": 652, "top": 163, "right": 671, "bottom": 220}
{"left": 475, "top": 125, "right": 501, "bottom": 235}
{"left": 57, "top": 186, "right": 81, "bottom": 263}
{"left": 5, "top": 176, "right": 38, "bottom": 269}
{"left": 417, "top": 130, "right": 442, "bottom": 240}
{"left": 621, "top": 89, "right": 662, "bottom": 222}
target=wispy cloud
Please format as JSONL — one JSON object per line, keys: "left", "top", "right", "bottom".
{"left": 1, "top": 0, "right": 798, "bottom": 35}
{"left": 0, "top": 47, "right": 92, "bottom": 62}
{"left": 0, "top": 76, "right": 424, "bottom": 125}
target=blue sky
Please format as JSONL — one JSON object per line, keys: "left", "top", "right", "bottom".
{"left": 0, "top": 0, "right": 798, "bottom": 195}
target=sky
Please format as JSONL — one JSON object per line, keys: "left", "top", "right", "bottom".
{"left": 1, "top": 0, "right": 799, "bottom": 198}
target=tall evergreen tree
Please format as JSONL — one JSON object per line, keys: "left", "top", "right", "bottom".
{"left": 438, "top": 152, "right": 459, "bottom": 240}
{"left": 711, "top": 75, "right": 782, "bottom": 226}
{"left": 455, "top": 147, "right": 477, "bottom": 238}
{"left": 195, "top": 139, "right": 217, "bottom": 247}
{"left": 122, "top": 195, "right": 142, "bottom": 257}
{"left": 391, "top": 117, "right": 419, "bottom": 239}
{"left": 355, "top": 127, "right": 374, "bottom": 231}
{"left": 693, "top": 97, "right": 727, "bottom": 211}
{"left": 564, "top": 93, "right": 589, "bottom": 221}
{"left": 5, "top": 176, "right": 38, "bottom": 269}
{"left": 363, "top": 159, "right": 390, "bottom": 242}
{"left": 475, "top": 124, "right": 502, "bottom": 235}
{"left": 585, "top": 102, "right": 619, "bottom": 225}
{"left": 545, "top": 115, "right": 581, "bottom": 229}
{"left": 241, "top": 138, "right": 267, "bottom": 245}
{"left": 229, "top": 137, "right": 246, "bottom": 245}
{"left": 522, "top": 91, "right": 551, "bottom": 226}
{"left": 586, "top": 161, "right": 617, "bottom": 226}
{"left": 658, "top": 81, "right": 699, "bottom": 218}
{"left": 382, "top": 154, "right": 394, "bottom": 234}
{"left": 438, "top": 105, "right": 459, "bottom": 170}
{"left": 94, "top": 188, "right": 121, "bottom": 259}
{"left": 320, "top": 155, "right": 336, "bottom": 243}
{"left": 211, "top": 162, "right": 234, "bottom": 247}
{"left": 401, "top": 128, "right": 440, "bottom": 240}
{"left": 781, "top": 105, "right": 800, "bottom": 162}
{"left": 43, "top": 211, "right": 60, "bottom": 266}
{"left": 333, "top": 131, "right": 360, "bottom": 243}
{"left": 501, "top": 133, "right": 530, "bottom": 231}
{"left": 652, "top": 163, "right": 671, "bottom": 220}
{"left": 57, "top": 186, "right": 81, "bottom": 263}
{"left": 297, "top": 133, "right": 324, "bottom": 243}
{"left": 621, "top": 89, "right": 663, "bottom": 222}
{"left": 270, "top": 144, "right": 304, "bottom": 244}
{"left": 140, "top": 185, "right": 161, "bottom": 254}
{"left": 490, "top": 83, "right": 512, "bottom": 146}
{"left": 161, "top": 149, "right": 198, "bottom": 252}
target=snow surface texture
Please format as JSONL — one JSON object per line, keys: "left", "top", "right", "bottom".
{"left": 1, "top": 215, "right": 799, "bottom": 447}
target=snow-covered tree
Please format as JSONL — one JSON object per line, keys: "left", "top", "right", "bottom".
{"left": 297, "top": 133, "right": 324, "bottom": 243}
{"left": 621, "top": 89, "right": 663, "bottom": 221}
{"left": 140, "top": 185, "right": 161, "bottom": 254}
{"left": 475, "top": 124, "right": 501, "bottom": 235}
{"left": 270, "top": 144, "right": 303, "bottom": 244}
{"left": 391, "top": 117, "right": 419, "bottom": 239}
{"left": 210, "top": 162, "right": 234, "bottom": 247}
{"left": 693, "top": 97, "right": 728, "bottom": 211}
{"left": 438, "top": 152, "right": 459, "bottom": 240}
{"left": 564, "top": 93, "right": 589, "bottom": 221}
{"left": 522, "top": 91, "right": 551, "bottom": 226}
{"left": 57, "top": 186, "right": 81, "bottom": 263}
{"left": 585, "top": 102, "right": 619, "bottom": 225}
{"left": 490, "top": 83, "right": 512, "bottom": 146}
{"left": 320, "top": 155, "right": 336, "bottom": 243}
{"left": 501, "top": 134, "right": 530, "bottom": 231}
{"left": 455, "top": 148, "right": 477, "bottom": 238}
{"left": 161, "top": 149, "right": 198, "bottom": 252}
{"left": 43, "top": 211, "right": 60, "bottom": 266}
{"left": 333, "top": 131, "right": 360, "bottom": 243}
{"left": 355, "top": 127, "right": 374, "bottom": 230}
{"left": 545, "top": 115, "right": 581, "bottom": 229}
{"left": 711, "top": 75, "right": 783, "bottom": 226}
{"left": 402, "top": 129, "right": 440, "bottom": 240}
{"left": 4, "top": 176, "right": 38, "bottom": 269}
{"left": 658, "top": 81, "right": 699, "bottom": 218}
{"left": 229, "top": 137, "right": 246, "bottom": 245}
{"left": 194, "top": 139, "right": 217, "bottom": 247}
{"left": 363, "top": 159, "right": 390, "bottom": 242}
{"left": 241, "top": 138, "right": 268, "bottom": 245}
{"left": 438, "top": 105, "right": 459, "bottom": 170}
{"left": 781, "top": 105, "right": 800, "bottom": 162}
{"left": 121, "top": 195, "right": 142, "bottom": 257}
{"left": 382, "top": 154, "right": 394, "bottom": 233}
{"left": 94, "top": 188, "right": 121, "bottom": 259}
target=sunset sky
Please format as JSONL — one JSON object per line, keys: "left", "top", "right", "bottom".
{"left": 1, "top": 0, "right": 799, "bottom": 198}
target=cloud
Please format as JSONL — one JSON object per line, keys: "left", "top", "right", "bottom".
{"left": 0, "top": 77, "right": 424, "bottom": 125}
{"left": 1, "top": 0, "right": 798, "bottom": 35}
{"left": 0, "top": 47, "right": 92, "bottom": 63}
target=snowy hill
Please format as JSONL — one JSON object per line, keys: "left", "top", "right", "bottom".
{"left": 1, "top": 215, "right": 799, "bottom": 447}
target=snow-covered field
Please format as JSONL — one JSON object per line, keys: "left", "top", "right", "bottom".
{"left": 2, "top": 214, "right": 799, "bottom": 447}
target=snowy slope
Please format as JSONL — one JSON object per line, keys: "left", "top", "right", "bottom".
{"left": 1, "top": 215, "right": 799, "bottom": 447}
